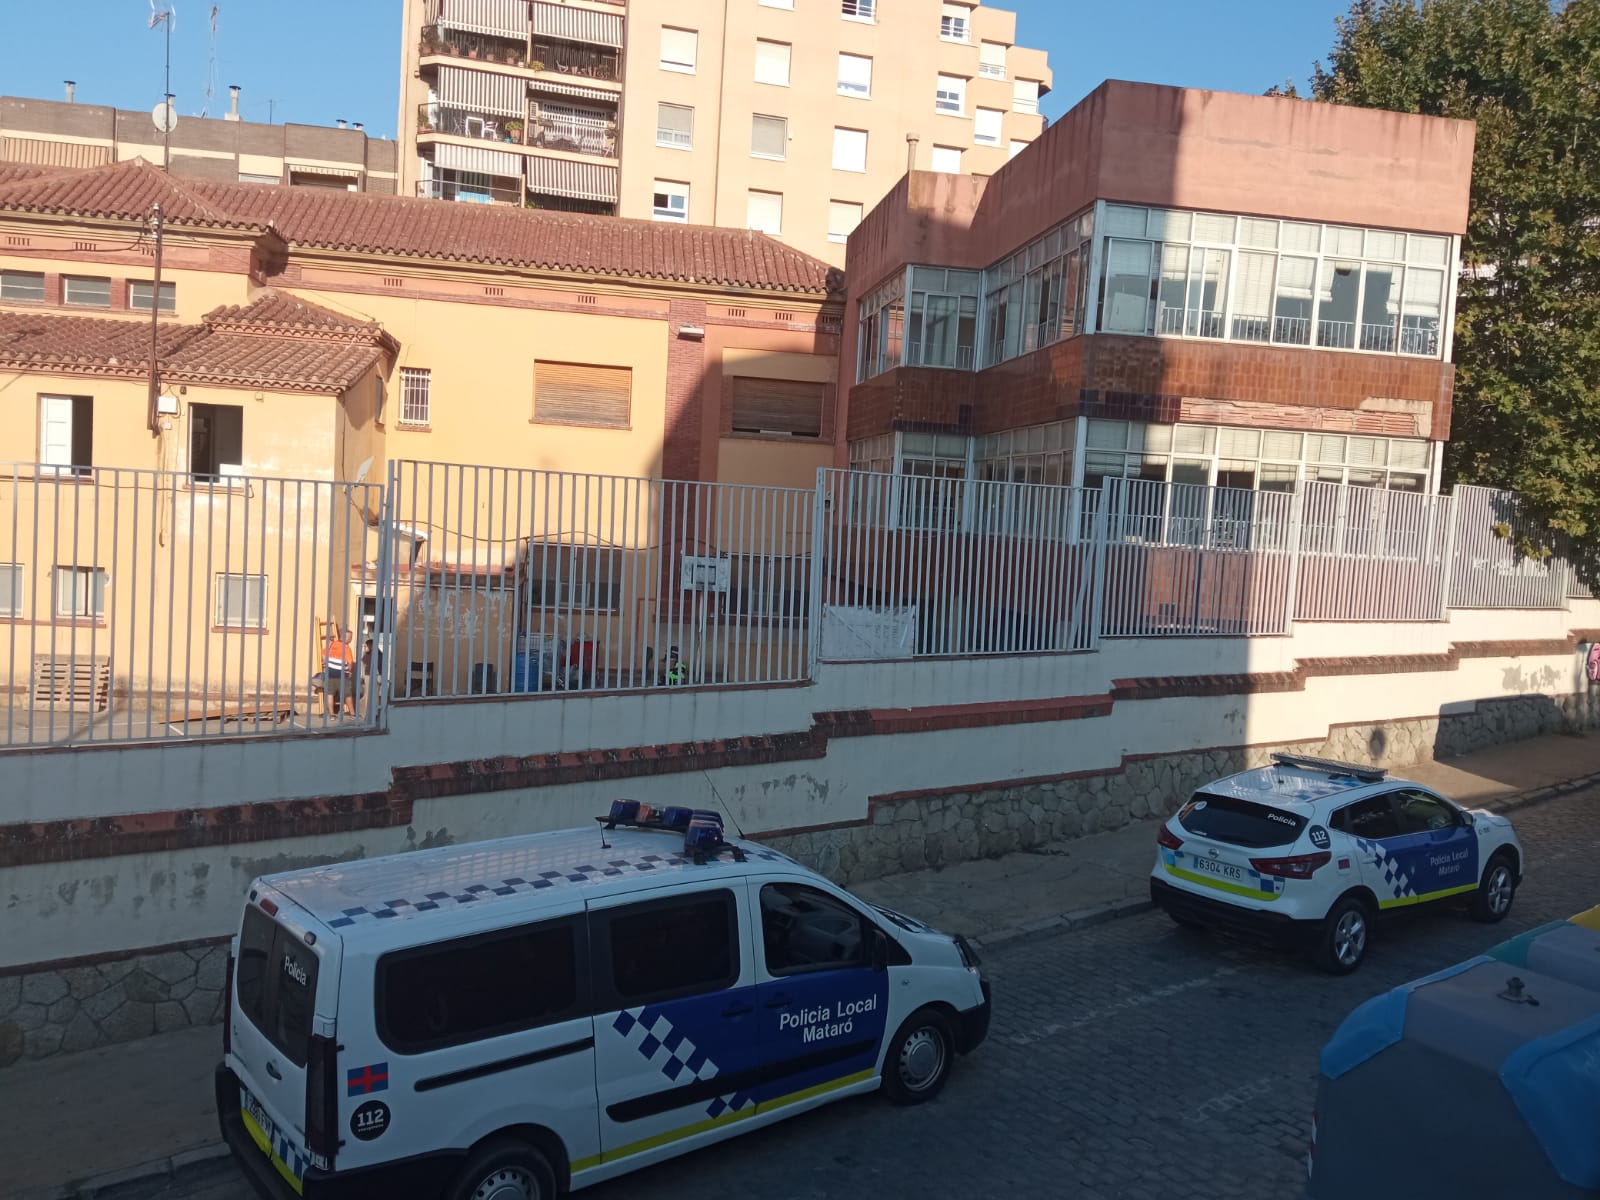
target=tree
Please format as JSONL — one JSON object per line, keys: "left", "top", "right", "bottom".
{"left": 1311, "top": 0, "right": 1600, "bottom": 581}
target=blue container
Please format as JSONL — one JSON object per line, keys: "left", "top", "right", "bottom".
{"left": 511, "top": 651, "right": 541, "bottom": 693}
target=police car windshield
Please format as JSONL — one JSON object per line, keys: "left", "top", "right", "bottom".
{"left": 1179, "top": 791, "right": 1307, "bottom": 849}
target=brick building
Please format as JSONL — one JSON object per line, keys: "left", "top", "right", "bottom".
{"left": 839, "top": 81, "right": 1475, "bottom": 498}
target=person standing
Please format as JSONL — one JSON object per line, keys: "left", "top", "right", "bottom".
{"left": 323, "top": 626, "right": 357, "bottom": 716}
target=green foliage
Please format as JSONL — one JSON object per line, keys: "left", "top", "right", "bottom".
{"left": 1310, "top": 0, "right": 1600, "bottom": 581}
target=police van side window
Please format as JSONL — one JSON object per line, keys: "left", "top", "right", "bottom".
{"left": 760, "top": 883, "right": 866, "bottom": 975}
{"left": 1332, "top": 795, "right": 1402, "bottom": 840}
{"left": 236, "top": 906, "right": 319, "bottom": 1067}
{"left": 376, "top": 917, "right": 584, "bottom": 1054}
{"left": 603, "top": 890, "right": 739, "bottom": 1007}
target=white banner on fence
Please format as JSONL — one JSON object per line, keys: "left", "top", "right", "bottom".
{"left": 821, "top": 604, "right": 917, "bottom": 661}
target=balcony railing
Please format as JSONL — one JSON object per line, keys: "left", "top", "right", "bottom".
{"left": 420, "top": 24, "right": 527, "bottom": 68}
{"left": 1273, "top": 315, "right": 1312, "bottom": 346}
{"left": 1400, "top": 321, "right": 1441, "bottom": 357}
{"left": 530, "top": 112, "right": 616, "bottom": 158}
{"left": 418, "top": 103, "right": 526, "bottom": 146}
{"left": 419, "top": 26, "right": 622, "bottom": 82}
{"left": 417, "top": 176, "right": 522, "bottom": 205}
{"left": 979, "top": 62, "right": 1006, "bottom": 79}
{"left": 1157, "top": 305, "right": 1225, "bottom": 339}
{"left": 531, "top": 38, "right": 621, "bottom": 82}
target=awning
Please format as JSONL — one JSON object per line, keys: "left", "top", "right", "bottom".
{"left": 438, "top": 0, "right": 528, "bottom": 39}
{"left": 532, "top": 2, "right": 622, "bottom": 48}
{"left": 433, "top": 141, "right": 524, "bottom": 178}
{"left": 437, "top": 64, "right": 527, "bottom": 118}
{"left": 285, "top": 163, "right": 360, "bottom": 179}
{"left": 526, "top": 155, "right": 617, "bottom": 203}
{"left": 530, "top": 78, "right": 619, "bottom": 104}
{"left": 1, "top": 136, "right": 112, "bottom": 168}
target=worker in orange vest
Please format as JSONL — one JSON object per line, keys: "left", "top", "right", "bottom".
{"left": 323, "top": 625, "right": 357, "bottom": 716}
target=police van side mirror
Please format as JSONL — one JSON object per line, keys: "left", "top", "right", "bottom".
{"left": 870, "top": 927, "right": 889, "bottom": 972}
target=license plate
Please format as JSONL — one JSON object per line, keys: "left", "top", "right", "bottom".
{"left": 242, "top": 1086, "right": 276, "bottom": 1151}
{"left": 1192, "top": 856, "right": 1244, "bottom": 882}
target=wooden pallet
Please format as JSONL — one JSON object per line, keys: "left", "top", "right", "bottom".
{"left": 31, "top": 655, "right": 111, "bottom": 712}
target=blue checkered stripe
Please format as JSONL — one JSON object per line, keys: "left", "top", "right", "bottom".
{"left": 326, "top": 854, "right": 686, "bottom": 927}
{"left": 612, "top": 1007, "right": 756, "bottom": 1120}
{"left": 1355, "top": 837, "right": 1415, "bottom": 900}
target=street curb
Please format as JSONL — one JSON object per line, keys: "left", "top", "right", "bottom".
{"left": 16, "top": 1142, "right": 230, "bottom": 1200}
{"left": 1480, "top": 770, "right": 1600, "bottom": 816}
{"left": 970, "top": 895, "right": 1156, "bottom": 955}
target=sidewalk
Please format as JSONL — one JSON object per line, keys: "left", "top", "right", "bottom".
{"left": 5, "top": 732, "right": 1598, "bottom": 1199}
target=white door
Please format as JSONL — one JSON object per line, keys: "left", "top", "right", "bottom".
{"left": 40, "top": 395, "right": 74, "bottom": 470}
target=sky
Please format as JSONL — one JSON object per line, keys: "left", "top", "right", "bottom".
{"left": 3, "top": 0, "right": 1356, "bottom": 141}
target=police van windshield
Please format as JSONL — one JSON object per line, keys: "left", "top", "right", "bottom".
{"left": 1179, "top": 792, "right": 1306, "bottom": 849}
{"left": 236, "top": 906, "right": 319, "bottom": 1067}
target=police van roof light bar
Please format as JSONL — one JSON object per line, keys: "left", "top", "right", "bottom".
{"left": 1270, "top": 753, "right": 1387, "bottom": 784}
{"left": 598, "top": 801, "right": 746, "bottom": 864}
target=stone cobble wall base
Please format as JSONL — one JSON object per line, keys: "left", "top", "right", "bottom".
{"left": 0, "top": 941, "right": 225, "bottom": 1068}
{"left": 763, "top": 693, "right": 1600, "bottom": 886}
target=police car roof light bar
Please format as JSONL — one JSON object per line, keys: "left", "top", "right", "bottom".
{"left": 1270, "top": 753, "right": 1387, "bottom": 784}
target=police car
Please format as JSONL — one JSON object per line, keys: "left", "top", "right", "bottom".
{"left": 215, "top": 804, "right": 991, "bottom": 1199}
{"left": 1149, "top": 754, "right": 1524, "bottom": 974}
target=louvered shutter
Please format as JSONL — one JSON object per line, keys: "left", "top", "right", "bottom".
{"left": 731, "top": 378, "right": 823, "bottom": 437}
{"left": 534, "top": 362, "right": 632, "bottom": 428}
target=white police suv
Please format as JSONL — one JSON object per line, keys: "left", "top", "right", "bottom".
{"left": 1149, "top": 754, "right": 1524, "bottom": 974}
{"left": 215, "top": 803, "right": 991, "bottom": 1200}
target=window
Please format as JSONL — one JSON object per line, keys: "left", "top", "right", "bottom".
{"left": 754, "top": 39, "right": 791, "bottom": 86}
{"left": 832, "top": 127, "right": 867, "bottom": 172}
{"left": 1008, "top": 139, "right": 1028, "bottom": 160}
{"left": 731, "top": 555, "right": 811, "bottom": 619}
{"left": 1393, "top": 790, "right": 1461, "bottom": 834}
{"left": 1013, "top": 78, "right": 1040, "bottom": 114}
{"left": 400, "top": 367, "right": 431, "bottom": 426}
{"left": 1103, "top": 240, "right": 1155, "bottom": 334}
{"left": 214, "top": 573, "right": 267, "bottom": 629}
{"left": 828, "top": 200, "right": 863, "bottom": 244}
{"left": 238, "top": 171, "right": 280, "bottom": 185}
{"left": 527, "top": 547, "right": 622, "bottom": 613}
{"left": 1332, "top": 795, "right": 1402, "bottom": 840}
{"left": 974, "top": 108, "right": 1003, "bottom": 146}
{"left": 940, "top": 3, "right": 971, "bottom": 41}
{"left": 936, "top": 74, "right": 966, "bottom": 115}
{"left": 377, "top": 918, "right": 582, "bottom": 1053}
{"left": 731, "top": 376, "right": 822, "bottom": 437}
{"left": 1179, "top": 791, "right": 1307, "bottom": 848}
{"left": 837, "top": 52, "right": 872, "bottom": 97}
{"left": 652, "top": 179, "right": 689, "bottom": 222}
{"left": 855, "top": 272, "right": 905, "bottom": 380}
{"left": 534, "top": 361, "right": 631, "bottom": 428}
{"left": 747, "top": 190, "right": 783, "bottom": 236}
{"left": 374, "top": 375, "right": 387, "bottom": 424}
{"left": 54, "top": 566, "right": 107, "bottom": 620}
{"left": 841, "top": 0, "right": 875, "bottom": 19}
{"left": 761, "top": 883, "right": 866, "bottom": 974}
{"left": 235, "top": 907, "right": 319, "bottom": 1069}
{"left": 656, "top": 102, "right": 694, "bottom": 149}
{"left": 63, "top": 276, "right": 111, "bottom": 308}
{"left": 605, "top": 891, "right": 738, "bottom": 1005}
{"left": 0, "top": 563, "right": 22, "bottom": 616}
{"left": 190, "top": 403, "right": 243, "bottom": 479}
{"left": 0, "top": 270, "right": 45, "bottom": 302}
{"left": 39, "top": 394, "right": 92, "bottom": 474}
{"left": 659, "top": 26, "right": 697, "bottom": 72}
{"left": 128, "top": 281, "right": 176, "bottom": 313}
{"left": 751, "top": 114, "right": 787, "bottom": 160}
{"left": 931, "top": 145, "right": 963, "bottom": 174}
{"left": 979, "top": 40, "right": 1007, "bottom": 79}
{"left": 907, "top": 267, "right": 981, "bottom": 368}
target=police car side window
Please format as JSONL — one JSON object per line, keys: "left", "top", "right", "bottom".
{"left": 1333, "top": 796, "right": 1402, "bottom": 840}
{"left": 376, "top": 917, "right": 584, "bottom": 1054}
{"left": 605, "top": 890, "right": 739, "bottom": 1007}
{"left": 760, "top": 883, "right": 866, "bottom": 975}
{"left": 1393, "top": 790, "right": 1460, "bottom": 834}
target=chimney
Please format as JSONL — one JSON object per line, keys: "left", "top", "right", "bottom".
{"left": 352, "top": 122, "right": 364, "bottom": 132}
{"left": 64, "top": 80, "right": 76, "bottom": 104}
{"left": 905, "top": 133, "right": 919, "bottom": 174}
{"left": 226, "top": 84, "right": 241, "bottom": 121}
{"left": 336, "top": 118, "right": 347, "bottom": 130}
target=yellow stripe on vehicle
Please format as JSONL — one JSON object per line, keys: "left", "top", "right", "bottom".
{"left": 241, "top": 1108, "right": 305, "bottom": 1197}
{"left": 1377, "top": 883, "right": 1477, "bottom": 910}
{"left": 571, "top": 1069, "right": 877, "bottom": 1173}
{"left": 1165, "top": 864, "right": 1281, "bottom": 902}
{"left": 1569, "top": 905, "right": 1600, "bottom": 932}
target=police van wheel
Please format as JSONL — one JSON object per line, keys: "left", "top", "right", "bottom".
{"left": 882, "top": 1007, "right": 955, "bottom": 1106}
{"left": 1312, "top": 895, "right": 1371, "bottom": 976}
{"left": 449, "top": 1139, "right": 558, "bottom": 1200}
{"left": 1470, "top": 853, "right": 1517, "bottom": 924}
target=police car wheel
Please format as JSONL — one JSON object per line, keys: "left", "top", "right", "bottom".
{"left": 449, "top": 1139, "right": 557, "bottom": 1200}
{"left": 1312, "top": 895, "right": 1371, "bottom": 975}
{"left": 882, "top": 1007, "right": 955, "bottom": 1106}
{"left": 1469, "top": 853, "right": 1517, "bottom": 923}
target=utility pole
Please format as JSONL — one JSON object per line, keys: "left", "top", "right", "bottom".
{"left": 147, "top": 203, "right": 165, "bottom": 435}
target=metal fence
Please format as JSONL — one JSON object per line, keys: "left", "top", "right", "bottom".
{"left": 1294, "top": 483, "right": 1453, "bottom": 622}
{"left": 385, "top": 462, "right": 815, "bottom": 698}
{"left": 0, "top": 465, "right": 384, "bottom": 748}
{"left": 1447, "top": 485, "right": 1569, "bottom": 610}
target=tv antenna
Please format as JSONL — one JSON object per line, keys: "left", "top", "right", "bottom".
{"left": 149, "top": 1, "right": 177, "bottom": 171}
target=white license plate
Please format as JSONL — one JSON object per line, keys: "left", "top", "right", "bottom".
{"left": 1191, "top": 856, "right": 1244, "bottom": 882}
{"left": 242, "top": 1086, "right": 276, "bottom": 1147}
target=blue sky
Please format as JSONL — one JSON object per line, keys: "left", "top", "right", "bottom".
{"left": 4, "top": 0, "right": 1355, "bottom": 139}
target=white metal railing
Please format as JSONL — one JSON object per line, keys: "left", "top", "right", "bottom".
{"left": 980, "top": 63, "right": 1006, "bottom": 79}
{"left": 1295, "top": 482, "right": 1452, "bottom": 621}
{"left": 1158, "top": 305, "right": 1225, "bottom": 339}
{"left": 0, "top": 464, "right": 384, "bottom": 749}
{"left": 1274, "top": 315, "right": 1312, "bottom": 345}
{"left": 386, "top": 462, "right": 815, "bottom": 697}
{"left": 1448, "top": 485, "right": 1568, "bottom": 610}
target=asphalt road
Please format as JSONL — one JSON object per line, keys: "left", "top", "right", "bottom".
{"left": 107, "top": 788, "right": 1600, "bottom": 1200}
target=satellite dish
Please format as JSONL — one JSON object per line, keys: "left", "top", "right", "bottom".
{"left": 152, "top": 99, "right": 177, "bottom": 135}
{"left": 353, "top": 456, "right": 374, "bottom": 485}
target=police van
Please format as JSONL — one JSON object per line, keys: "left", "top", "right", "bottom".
{"left": 215, "top": 805, "right": 992, "bottom": 1199}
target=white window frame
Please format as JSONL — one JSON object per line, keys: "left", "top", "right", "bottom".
{"left": 842, "top": 0, "right": 876, "bottom": 22}
{"left": 400, "top": 367, "right": 431, "bottom": 426}
{"left": 128, "top": 280, "right": 176, "bottom": 313}
{"left": 974, "top": 108, "right": 1003, "bottom": 146}
{"left": 931, "top": 145, "right": 963, "bottom": 175}
{"left": 751, "top": 113, "right": 788, "bottom": 160}
{"left": 653, "top": 180, "right": 690, "bottom": 222}
{"left": 754, "top": 39, "right": 791, "bottom": 87}
{"left": 979, "top": 41, "right": 1007, "bottom": 79}
{"left": 659, "top": 26, "right": 697, "bottom": 74}
{"left": 39, "top": 394, "right": 89, "bottom": 475}
{"left": 832, "top": 127, "right": 867, "bottom": 173}
{"left": 62, "top": 276, "right": 111, "bottom": 308}
{"left": 656, "top": 102, "right": 694, "bottom": 150}
{"left": 0, "top": 270, "right": 45, "bottom": 302}
{"left": 1013, "top": 79, "right": 1040, "bottom": 114}
{"left": 940, "top": 4, "right": 972, "bottom": 42}
{"left": 54, "top": 566, "right": 107, "bottom": 620}
{"left": 747, "top": 190, "right": 783, "bottom": 236}
{"left": 214, "top": 572, "right": 268, "bottom": 630}
{"left": 0, "top": 563, "right": 23, "bottom": 617}
{"left": 828, "top": 200, "right": 863, "bottom": 244}
{"left": 936, "top": 74, "right": 967, "bottom": 116}
{"left": 1009, "top": 139, "right": 1029, "bottom": 160}
{"left": 837, "top": 52, "right": 872, "bottom": 98}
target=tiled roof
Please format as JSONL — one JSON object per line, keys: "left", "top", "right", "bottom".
{"left": 0, "top": 159, "right": 838, "bottom": 295}
{"left": 0, "top": 290, "right": 389, "bottom": 392}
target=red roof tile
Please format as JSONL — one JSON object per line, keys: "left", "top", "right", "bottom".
{"left": 0, "top": 159, "right": 838, "bottom": 295}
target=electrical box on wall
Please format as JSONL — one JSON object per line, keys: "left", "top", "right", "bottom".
{"left": 156, "top": 394, "right": 179, "bottom": 415}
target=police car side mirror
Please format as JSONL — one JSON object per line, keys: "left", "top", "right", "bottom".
{"left": 870, "top": 927, "right": 889, "bottom": 972}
